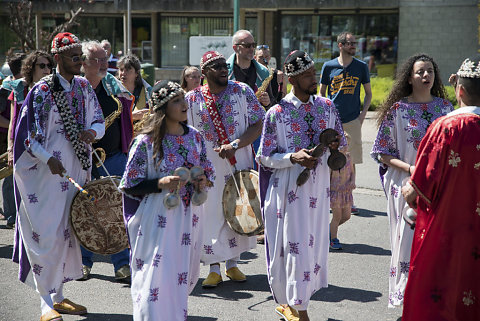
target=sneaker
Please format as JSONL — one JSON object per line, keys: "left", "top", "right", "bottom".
{"left": 115, "top": 264, "right": 131, "bottom": 283}
{"left": 78, "top": 265, "right": 91, "bottom": 281}
{"left": 330, "top": 238, "right": 342, "bottom": 250}
{"left": 351, "top": 205, "right": 359, "bottom": 215}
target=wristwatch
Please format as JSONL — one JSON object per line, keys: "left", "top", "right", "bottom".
{"left": 230, "top": 141, "right": 239, "bottom": 150}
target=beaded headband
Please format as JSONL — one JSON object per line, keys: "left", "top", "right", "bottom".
{"left": 284, "top": 50, "right": 315, "bottom": 77}
{"left": 457, "top": 57, "right": 480, "bottom": 78}
{"left": 150, "top": 81, "right": 185, "bottom": 112}
{"left": 51, "top": 32, "right": 82, "bottom": 54}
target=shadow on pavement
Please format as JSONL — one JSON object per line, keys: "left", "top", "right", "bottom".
{"left": 339, "top": 243, "right": 391, "bottom": 256}
{"left": 312, "top": 284, "right": 382, "bottom": 303}
{"left": 79, "top": 312, "right": 132, "bottom": 320}
{"left": 239, "top": 251, "right": 259, "bottom": 262}
{"left": 354, "top": 208, "right": 386, "bottom": 217}
{"left": 191, "top": 273, "right": 270, "bottom": 301}
{"left": 0, "top": 244, "right": 13, "bottom": 259}
{"left": 188, "top": 317, "right": 218, "bottom": 320}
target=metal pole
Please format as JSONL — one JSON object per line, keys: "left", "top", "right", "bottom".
{"left": 35, "top": 13, "right": 41, "bottom": 50}
{"left": 127, "top": 0, "right": 132, "bottom": 54}
{"left": 233, "top": 0, "right": 239, "bottom": 32}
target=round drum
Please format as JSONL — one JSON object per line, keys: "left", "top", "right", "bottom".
{"left": 70, "top": 176, "right": 128, "bottom": 255}
{"left": 223, "top": 169, "right": 263, "bottom": 236}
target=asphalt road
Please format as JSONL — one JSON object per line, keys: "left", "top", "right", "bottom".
{"left": 0, "top": 112, "right": 403, "bottom": 321}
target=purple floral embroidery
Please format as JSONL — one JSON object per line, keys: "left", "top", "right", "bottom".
{"left": 229, "top": 237, "right": 237, "bottom": 248}
{"left": 181, "top": 233, "right": 191, "bottom": 246}
{"left": 135, "top": 294, "right": 142, "bottom": 304}
{"left": 152, "top": 254, "right": 162, "bottom": 267}
{"left": 287, "top": 191, "right": 299, "bottom": 204}
{"left": 204, "top": 245, "right": 214, "bottom": 255}
{"left": 49, "top": 288, "right": 56, "bottom": 294}
{"left": 158, "top": 215, "right": 167, "bottom": 228}
{"left": 184, "top": 309, "right": 187, "bottom": 321}
{"left": 289, "top": 242, "right": 299, "bottom": 254}
{"left": 178, "top": 272, "right": 188, "bottom": 285}
{"left": 224, "top": 174, "right": 231, "bottom": 184}
{"left": 138, "top": 228, "right": 143, "bottom": 236}
{"left": 294, "top": 299, "right": 303, "bottom": 306}
{"left": 136, "top": 258, "right": 144, "bottom": 270}
{"left": 60, "top": 182, "right": 69, "bottom": 192}
{"left": 52, "top": 150, "right": 62, "bottom": 161}
{"left": 33, "top": 264, "right": 43, "bottom": 275}
{"left": 68, "top": 240, "right": 73, "bottom": 248}
{"left": 390, "top": 185, "right": 398, "bottom": 197}
{"left": 400, "top": 261, "right": 410, "bottom": 274}
{"left": 62, "top": 277, "right": 72, "bottom": 283}
{"left": 64, "top": 229, "right": 70, "bottom": 241}
{"left": 309, "top": 234, "right": 314, "bottom": 248}
{"left": 326, "top": 187, "right": 330, "bottom": 198}
{"left": 32, "top": 232, "right": 40, "bottom": 243}
{"left": 395, "top": 289, "right": 404, "bottom": 301}
{"left": 192, "top": 214, "right": 199, "bottom": 227}
{"left": 303, "top": 271, "right": 311, "bottom": 282}
{"left": 314, "top": 263, "right": 321, "bottom": 275}
{"left": 390, "top": 267, "right": 397, "bottom": 277}
{"left": 309, "top": 197, "right": 317, "bottom": 208}
{"left": 273, "top": 178, "right": 279, "bottom": 187}
{"left": 28, "top": 194, "right": 38, "bottom": 204}
{"left": 149, "top": 288, "right": 159, "bottom": 302}
{"left": 276, "top": 209, "right": 282, "bottom": 219}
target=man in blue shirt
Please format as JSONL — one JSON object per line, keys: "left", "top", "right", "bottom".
{"left": 320, "top": 31, "right": 372, "bottom": 215}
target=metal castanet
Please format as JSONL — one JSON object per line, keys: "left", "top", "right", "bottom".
{"left": 296, "top": 128, "right": 346, "bottom": 186}
{"left": 223, "top": 169, "right": 263, "bottom": 236}
{"left": 69, "top": 176, "right": 128, "bottom": 255}
{"left": 163, "top": 166, "right": 208, "bottom": 210}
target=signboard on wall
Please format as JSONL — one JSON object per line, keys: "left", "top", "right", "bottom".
{"left": 189, "top": 36, "right": 234, "bottom": 66}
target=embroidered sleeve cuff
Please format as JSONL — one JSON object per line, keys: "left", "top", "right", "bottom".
{"left": 90, "top": 122, "right": 105, "bottom": 140}
{"left": 29, "top": 139, "right": 53, "bottom": 164}
{"left": 258, "top": 153, "right": 294, "bottom": 169}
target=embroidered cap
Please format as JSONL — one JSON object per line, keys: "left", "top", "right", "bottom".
{"left": 150, "top": 80, "right": 185, "bottom": 112}
{"left": 51, "top": 32, "right": 82, "bottom": 54}
{"left": 284, "top": 50, "right": 315, "bottom": 77}
{"left": 457, "top": 56, "right": 480, "bottom": 78}
{"left": 200, "top": 51, "right": 225, "bottom": 72}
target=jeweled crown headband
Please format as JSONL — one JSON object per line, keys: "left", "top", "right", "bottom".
{"left": 150, "top": 81, "right": 185, "bottom": 112}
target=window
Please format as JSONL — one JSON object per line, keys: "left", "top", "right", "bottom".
{"left": 161, "top": 16, "right": 233, "bottom": 67}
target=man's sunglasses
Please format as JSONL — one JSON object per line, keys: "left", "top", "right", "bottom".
{"left": 207, "top": 63, "right": 229, "bottom": 70}
{"left": 256, "top": 44, "right": 269, "bottom": 50}
{"left": 36, "top": 63, "right": 53, "bottom": 70}
{"left": 235, "top": 42, "right": 257, "bottom": 49}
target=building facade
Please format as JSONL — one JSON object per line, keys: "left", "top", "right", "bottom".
{"left": 0, "top": 0, "right": 477, "bottom": 83}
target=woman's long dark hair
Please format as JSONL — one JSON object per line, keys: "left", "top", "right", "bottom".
{"left": 376, "top": 53, "right": 447, "bottom": 127}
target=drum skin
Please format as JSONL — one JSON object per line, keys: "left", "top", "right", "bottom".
{"left": 69, "top": 177, "right": 128, "bottom": 255}
{"left": 223, "top": 170, "right": 263, "bottom": 236}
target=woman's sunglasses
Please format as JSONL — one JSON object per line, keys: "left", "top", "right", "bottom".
{"left": 36, "top": 63, "right": 53, "bottom": 70}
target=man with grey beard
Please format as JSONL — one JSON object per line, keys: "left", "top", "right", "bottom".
{"left": 80, "top": 40, "right": 134, "bottom": 283}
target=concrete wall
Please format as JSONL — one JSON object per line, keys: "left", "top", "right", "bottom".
{"left": 398, "top": 0, "right": 478, "bottom": 83}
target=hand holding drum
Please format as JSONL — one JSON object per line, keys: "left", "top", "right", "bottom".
{"left": 296, "top": 128, "right": 346, "bottom": 187}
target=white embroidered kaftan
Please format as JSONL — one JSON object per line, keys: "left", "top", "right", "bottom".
{"left": 13, "top": 74, "right": 105, "bottom": 295}
{"left": 370, "top": 97, "right": 453, "bottom": 307}
{"left": 185, "top": 81, "right": 265, "bottom": 264}
{"left": 257, "top": 93, "right": 345, "bottom": 310}
{"left": 119, "top": 127, "right": 215, "bottom": 321}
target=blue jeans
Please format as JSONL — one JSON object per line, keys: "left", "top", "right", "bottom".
{"left": 81, "top": 151, "right": 129, "bottom": 271}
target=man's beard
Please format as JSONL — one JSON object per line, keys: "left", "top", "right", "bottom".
{"left": 212, "top": 76, "right": 228, "bottom": 87}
